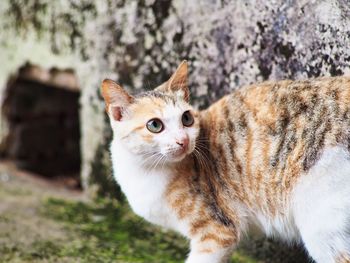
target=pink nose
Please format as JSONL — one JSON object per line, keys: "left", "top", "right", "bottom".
{"left": 176, "top": 136, "right": 189, "bottom": 149}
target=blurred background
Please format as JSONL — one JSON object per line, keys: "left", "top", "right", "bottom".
{"left": 0, "top": 0, "right": 349, "bottom": 262}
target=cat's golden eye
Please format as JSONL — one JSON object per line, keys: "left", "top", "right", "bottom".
{"left": 182, "top": 111, "right": 194, "bottom": 127}
{"left": 146, "top": 118, "right": 164, "bottom": 133}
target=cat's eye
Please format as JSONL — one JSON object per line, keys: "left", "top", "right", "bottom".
{"left": 146, "top": 118, "right": 164, "bottom": 133}
{"left": 182, "top": 111, "right": 194, "bottom": 127}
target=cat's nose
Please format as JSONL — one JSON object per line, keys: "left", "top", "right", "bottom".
{"left": 176, "top": 136, "right": 189, "bottom": 149}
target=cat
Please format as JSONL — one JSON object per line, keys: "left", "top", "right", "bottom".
{"left": 101, "top": 60, "right": 350, "bottom": 263}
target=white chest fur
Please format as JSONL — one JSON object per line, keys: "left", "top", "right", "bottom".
{"left": 110, "top": 139, "right": 186, "bottom": 234}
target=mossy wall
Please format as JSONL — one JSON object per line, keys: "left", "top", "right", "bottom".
{"left": 1, "top": 0, "right": 350, "bottom": 196}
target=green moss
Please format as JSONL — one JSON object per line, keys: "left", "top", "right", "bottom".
{"left": 0, "top": 241, "right": 62, "bottom": 262}
{"left": 41, "top": 197, "right": 260, "bottom": 263}
{"left": 42, "top": 197, "right": 189, "bottom": 263}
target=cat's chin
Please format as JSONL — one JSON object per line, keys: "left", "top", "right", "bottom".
{"left": 166, "top": 149, "right": 192, "bottom": 163}
{"left": 167, "top": 154, "right": 187, "bottom": 163}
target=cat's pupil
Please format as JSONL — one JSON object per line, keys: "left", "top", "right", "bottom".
{"left": 182, "top": 111, "right": 194, "bottom": 127}
{"left": 146, "top": 118, "right": 163, "bottom": 133}
{"left": 152, "top": 121, "right": 158, "bottom": 128}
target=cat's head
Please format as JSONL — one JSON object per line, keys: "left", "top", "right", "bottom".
{"left": 101, "top": 61, "right": 200, "bottom": 164}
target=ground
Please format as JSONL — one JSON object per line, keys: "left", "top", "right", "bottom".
{"left": 0, "top": 161, "right": 309, "bottom": 263}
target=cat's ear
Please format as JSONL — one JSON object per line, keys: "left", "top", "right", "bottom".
{"left": 157, "top": 60, "right": 189, "bottom": 102}
{"left": 101, "top": 79, "right": 134, "bottom": 121}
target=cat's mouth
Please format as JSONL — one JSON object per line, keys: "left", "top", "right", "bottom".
{"left": 166, "top": 146, "right": 189, "bottom": 161}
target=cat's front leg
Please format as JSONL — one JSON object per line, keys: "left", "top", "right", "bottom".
{"left": 185, "top": 235, "right": 237, "bottom": 263}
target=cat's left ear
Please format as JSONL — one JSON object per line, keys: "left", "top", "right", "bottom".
{"left": 157, "top": 60, "right": 189, "bottom": 102}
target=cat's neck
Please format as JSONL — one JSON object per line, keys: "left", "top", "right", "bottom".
{"left": 110, "top": 137, "right": 195, "bottom": 203}
{"left": 110, "top": 138, "right": 175, "bottom": 177}
{"left": 110, "top": 137, "right": 184, "bottom": 228}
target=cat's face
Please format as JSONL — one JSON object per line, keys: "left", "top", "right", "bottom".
{"left": 101, "top": 61, "right": 200, "bottom": 164}
{"left": 113, "top": 92, "right": 199, "bottom": 163}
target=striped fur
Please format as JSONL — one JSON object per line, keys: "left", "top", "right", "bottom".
{"left": 102, "top": 61, "right": 350, "bottom": 263}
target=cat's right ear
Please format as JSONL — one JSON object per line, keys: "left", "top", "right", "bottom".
{"left": 156, "top": 60, "right": 189, "bottom": 102}
{"left": 101, "top": 79, "right": 134, "bottom": 121}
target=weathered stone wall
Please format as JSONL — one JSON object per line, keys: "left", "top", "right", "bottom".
{"left": 1, "top": 0, "right": 350, "bottom": 198}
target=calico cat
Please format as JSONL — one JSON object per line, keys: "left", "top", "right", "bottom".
{"left": 101, "top": 61, "right": 350, "bottom": 263}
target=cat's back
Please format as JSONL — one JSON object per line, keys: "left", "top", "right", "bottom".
{"left": 200, "top": 76, "right": 350, "bottom": 212}
{"left": 238, "top": 76, "right": 350, "bottom": 112}
{"left": 225, "top": 76, "right": 350, "bottom": 122}
{"left": 209, "top": 75, "right": 350, "bottom": 154}
{"left": 231, "top": 76, "right": 350, "bottom": 151}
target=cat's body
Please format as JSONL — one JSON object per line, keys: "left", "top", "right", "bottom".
{"left": 102, "top": 61, "right": 350, "bottom": 263}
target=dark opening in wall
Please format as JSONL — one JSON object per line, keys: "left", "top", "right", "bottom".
{"left": 1, "top": 63, "right": 81, "bottom": 181}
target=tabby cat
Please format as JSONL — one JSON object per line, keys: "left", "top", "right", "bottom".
{"left": 101, "top": 61, "right": 350, "bottom": 263}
